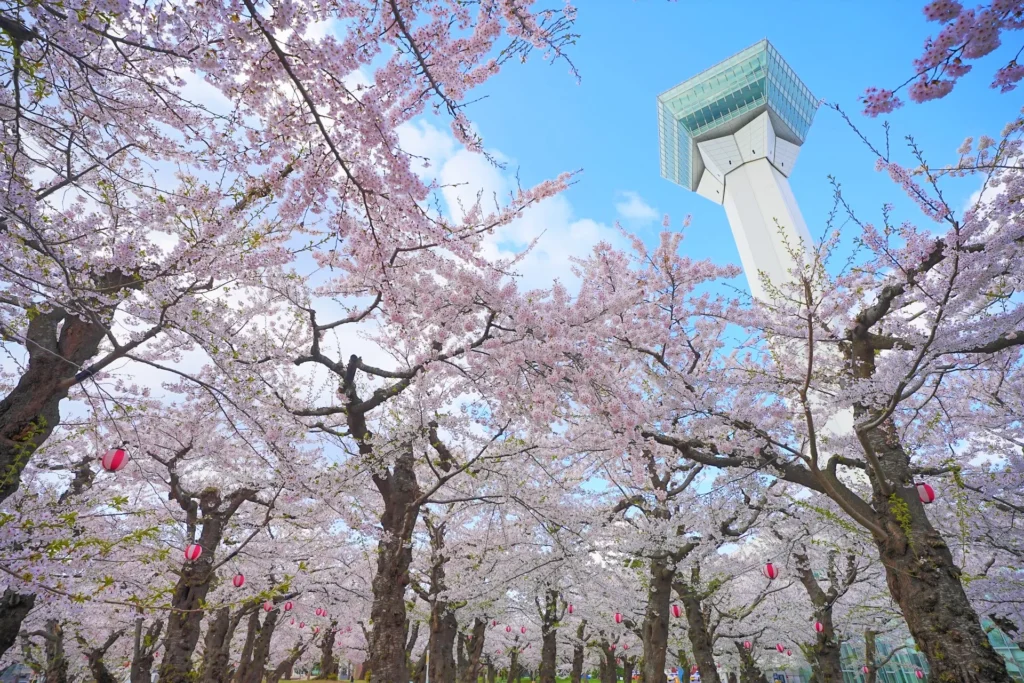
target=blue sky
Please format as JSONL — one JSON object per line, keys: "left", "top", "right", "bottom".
{"left": 416, "top": 1, "right": 1022, "bottom": 288}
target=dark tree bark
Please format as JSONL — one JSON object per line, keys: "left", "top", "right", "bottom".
{"left": 598, "top": 641, "right": 617, "bottom": 683}
{"left": 319, "top": 619, "right": 340, "bottom": 680}
{"left": 642, "top": 558, "right": 674, "bottom": 683}
{"left": 675, "top": 568, "right": 721, "bottom": 683}
{"left": 485, "top": 657, "right": 496, "bottom": 683}
{"left": 199, "top": 607, "right": 231, "bottom": 683}
{"left": 537, "top": 589, "right": 565, "bottom": 683}
{"left": 0, "top": 306, "right": 110, "bottom": 503}
{"left": 265, "top": 639, "right": 311, "bottom": 683}
{"left": 509, "top": 644, "right": 522, "bottom": 683}
{"left": 458, "top": 618, "right": 486, "bottom": 683}
{"left": 411, "top": 650, "right": 427, "bottom": 683}
{"left": 28, "top": 619, "right": 68, "bottom": 683}
{"left": 727, "top": 673, "right": 738, "bottom": 683}
{"left": 622, "top": 655, "right": 636, "bottom": 683}
{"left": 130, "top": 617, "right": 162, "bottom": 683}
{"left": 792, "top": 548, "right": 854, "bottom": 683}
{"left": 0, "top": 589, "right": 35, "bottom": 660}
{"left": 428, "top": 605, "right": 457, "bottom": 683}
{"left": 570, "top": 621, "right": 587, "bottom": 683}
{"left": 155, "top": 447, "right": 258, "bottom": 683}
{"left": 367, "top": 447, "right": 422, "bottom": 683}
{"left": 234, "top": 610, "right": 261, "bottom": 683}
{"left": 242, "top": 609, "right": 280, "bottom": 683}
{"left": 734, "top": 641, "right": 767, "bottom": 683}
{"left": 864, "top": 629, "right": 879, "bottom": 683}
{"left": 76, "top": 629, "right": 124, "bottom": 683}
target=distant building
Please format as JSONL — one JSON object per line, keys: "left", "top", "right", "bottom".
{"left": 0, "top": 664, "right": 34, "bottom": 683}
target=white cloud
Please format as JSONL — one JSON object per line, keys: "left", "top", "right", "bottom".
{"left": 614, "top": 190, "right": 659, "bottom": 224}
{"left": 433, "top": 140, "right": 623, "bottom": 291}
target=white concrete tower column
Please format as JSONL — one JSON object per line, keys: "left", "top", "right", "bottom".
{"left": 657, "top": 39, "right": 819, "bottom": 299}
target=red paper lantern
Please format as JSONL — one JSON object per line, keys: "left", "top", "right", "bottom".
{"left": 787, "top": 650, "right": 792, "bottom": 656}
{"left": 315, "top": 608, "right": 322, "bottom": 616}
{"left": 744, "top": 641, "right": 751, "bottom": 650}
{"left": 624, "top": 644, "right": 629, "bottom": 650}
{"left": 492, "top": 620, "right": 498, "bottom": 627}
{"left": 520, "top": 626, "right": 526, "bottom": 634}
{"left": 506, "top": 625, "right": 511, "bottom": 633}
{"left": 284, "top": 601, "right": 293, "bottom": 612}
{"left": 184, "top": 544, "right": 202, "bottom": 561}
{"left": 123, "top": 662, "right": 130, "bottom": 668}
{"left": 610, "top": 644, "right": 616, "bottom": 651}
{"left": 101, "top": 448, "right": 129, "bottom": 472}
{"left": 776, "top": 644, "right": 784, "bottom": 653}
{"left": 814, "top": 621, "right": 824, "bottom": 633}
{"left": 672, "top": 604, "right": 682, "bottom": 618}
{"left": 314, "top": 627, "right": 320, "bottom": 634}
{"left": 761, "top": 561, "right": 779, "bottom": 580}
{"left": 290, "top": 619, "right": 295, "bottom": 625}
{"left": 299, "top": 622, "right": 305, "bottom": 629}
{"left": 916, "top": 482, "right": 936, "bottom": 504}
{"left": 614, "top": 612, "right": 623, "bottom": 624}
{"left": 232, "top": 573, "right": 245, "bottom": 588}
{"left": 915, "top": 671, "right": 924, "bottom": 680}
{"left": 568, "top": 604, "right": 574, "bottom": 615}
{"left": 863, "top": 666, "right": 870, "bottom": 674}
{"left": 263, "top": 601, "right": 273, "bottom": 612}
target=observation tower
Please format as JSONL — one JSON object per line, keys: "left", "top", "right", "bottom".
{"left": 657, "top": 39, "right": 819, "bottom": 299}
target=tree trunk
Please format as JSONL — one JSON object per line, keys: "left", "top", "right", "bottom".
{"left": 41, "top": 619, "right": 68, "bottom": 683}
{"left": 411, "top": 651, "right": 427, "bottom": 683}
{"left": 599, "top": 644, "right": 616, "bottom": 683}
{"left": 486, "top": 658, "right": 496, "bottom": 683}
{"left": 850, "top": 361, "right": 1012, "bottom": 683}
{"left": 159, "top": 503, "right": 232, "bottom": 683}
{"left": 242, "top": 609, "right": 279, "bottom": 683}
{"left": 131, "top": 618, "right": 163, "bottom": 683}
{"left": 734, "top": 642, "right": 767, "bottom": 683}
{"left": 509, "top": 648, "right": 521, "bottom": 683}
{"left": 642, "top": 559, "right": 673, "bottom": 683}
{"left": 459, "top": 618, "right": 486, "bottom": 683}
{"left": 622, "top": 657, "right": 635, "bottom": 682}
{"left": 78, "top": 629, "right": 124, "bottom": 683}
{"left": 199, "top": 607, "right": 231, "bottom": 683}
{"left": 266, "top": 641, "right": 309, "bottom": 683}
{"left": 538, "top": 589, "right": 560, "bottom": 683}
{"left": 367, "top": 449, "right": 421, "bottom": 683}
{"left": 864, "top": 629, "right": 878, "bottom": 683}
{"left": 675, "top": 573, "right": 720, "bottom": 683}
{"left": 0, "top": 308, "right": 109, "bottom": 503}
{"left": 428, "top": 607, "right": 457, "bottom": 683}
{"left": 806, "top": 611, "right": 842, "bottom": 683}
{"left": 0, "top": 589, "right": 35, "bottom": 659}
{"left": 320, "top": 620, "right": 339, "bottom": 679}
{"left": 233, "top": 609, "right": 261, "bottom": 683}
{"left": 570, "top": 621, "right": 587, "bottom": 683}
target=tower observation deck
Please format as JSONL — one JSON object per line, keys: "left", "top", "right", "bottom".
{"left": 657, "top": 39, "right": 819, "bottom": 299}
